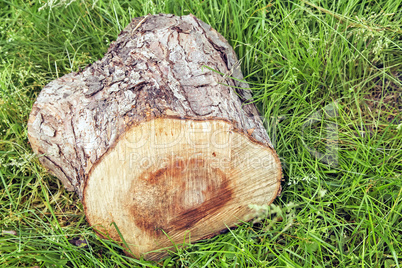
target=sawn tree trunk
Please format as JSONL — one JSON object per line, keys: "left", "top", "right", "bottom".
{"left": 27, "top": 14, "right": 282, "bottom": 260}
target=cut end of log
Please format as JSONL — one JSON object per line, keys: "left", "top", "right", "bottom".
{"left": 83, "top": 117, "right": 281, "bottom": 260}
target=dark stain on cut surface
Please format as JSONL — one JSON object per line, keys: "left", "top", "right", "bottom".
{"left": 168, "top": 173, "right": 232, "bottom": 232}
{"left": 128, "top": 157, "right": 233, "bottom": 237}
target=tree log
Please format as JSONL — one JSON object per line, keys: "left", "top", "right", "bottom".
{"left": 27, "top": 14, "right": 282, "bottom": 260}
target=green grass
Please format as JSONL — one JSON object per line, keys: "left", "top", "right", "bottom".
{"left": 1, "top": 0, "right": 401, "bottom": 267}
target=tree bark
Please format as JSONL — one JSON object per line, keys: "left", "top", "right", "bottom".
{"left": 28, "top": 14, "right": 282, "bottom": 260}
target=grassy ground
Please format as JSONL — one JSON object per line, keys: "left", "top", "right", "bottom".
{"left": 0, "top": 0, "right": 401, "bottom": 267}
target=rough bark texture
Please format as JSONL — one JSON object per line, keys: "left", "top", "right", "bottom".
{"left": 28, "top": 14, "right": 276, "bottom": 199}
